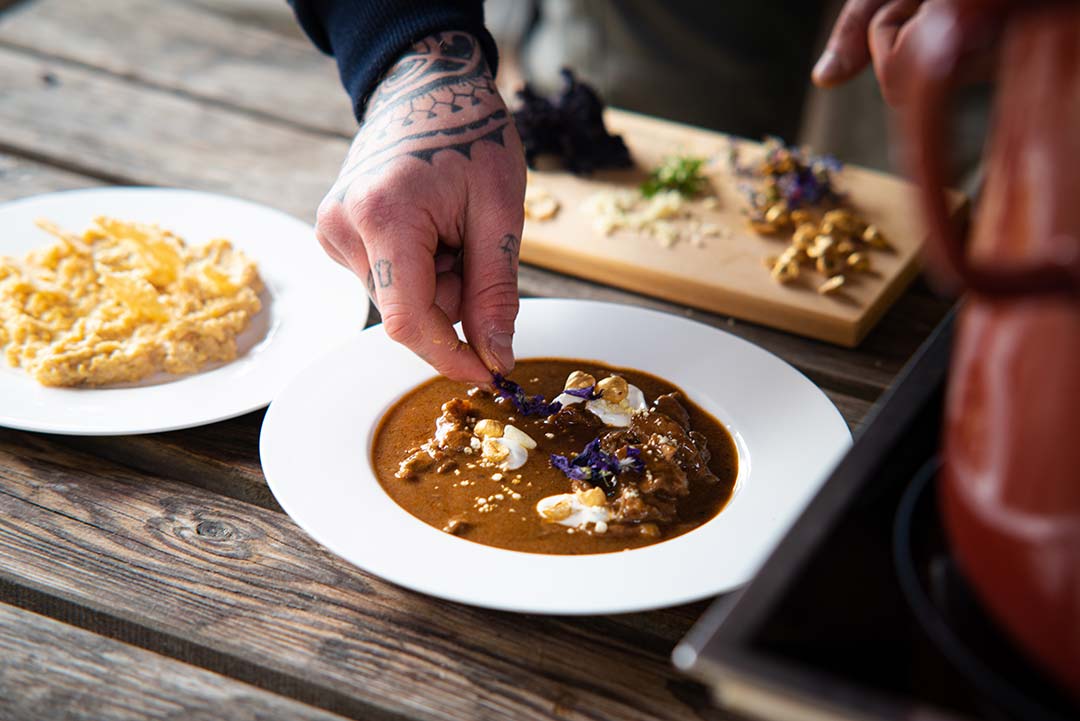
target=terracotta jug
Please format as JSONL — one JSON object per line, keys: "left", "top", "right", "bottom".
{"left": 904, "top": 0, "right": 1080, "bottom": 698}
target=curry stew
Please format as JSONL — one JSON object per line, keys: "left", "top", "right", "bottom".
{"left": 372, "top": 359, "right": 737, "bottom": 555}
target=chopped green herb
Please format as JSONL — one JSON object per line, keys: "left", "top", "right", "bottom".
{"left": 641, "top": 156, "right": 708, "bottom": 199}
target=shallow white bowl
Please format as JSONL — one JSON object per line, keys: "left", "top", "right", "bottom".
{"left": 260, "top": 298, "right": 851, "bottom": 614}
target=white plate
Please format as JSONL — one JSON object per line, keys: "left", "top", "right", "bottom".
{"left": 0, "top": 188, "right": 368, "bottom": 435}
{"left": 260, "top": 299, "right": 851, "bottom": 614}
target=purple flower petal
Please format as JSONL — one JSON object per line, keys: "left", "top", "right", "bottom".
{"left": 562, "top": 384, "right": 599, "bottom": 400}
{"left": 549, "top": 439, "right": 644, "bottom": 495}
{"left": 492, "top": 373, "right": 563, "bottom": 417}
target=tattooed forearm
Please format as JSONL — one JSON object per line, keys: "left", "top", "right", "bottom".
{"left": 331, "top": 32, "right": 507, "bottom": 201}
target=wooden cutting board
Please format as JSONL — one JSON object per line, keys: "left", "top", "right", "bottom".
{"left": 520, "top": 109, "right": 967, "bottom": 347}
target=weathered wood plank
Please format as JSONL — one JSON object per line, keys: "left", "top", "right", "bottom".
{"left": 0, "top": 0, "right": 354, "bottom": 136}
{"left": 0, "top": 151, "right": 106, "bottom": 197}
{"left": 0, "top": 600, "right": 348, "bottom": 721}
{"left": 0, "top": 46, "right": 346, "bottom": 220}
{"left": 178, "top": 0, "right": 313, "bottom": 41}
{"left": 0, "top": 429, "right": 731, "bottom": 721}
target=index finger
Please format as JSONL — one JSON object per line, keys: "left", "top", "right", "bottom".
{"left": 365, "top": 225, "right": 492, "bottom": 383}
{"left": 813, "top": 0, "right": 892, "bottom": 87}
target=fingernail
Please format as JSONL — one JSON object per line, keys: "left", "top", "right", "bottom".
{"left": 489, "top": 332, "right": 514, "bottom": 373}
{"left": 813, "top": 49, "right": 842, "bottom": 84}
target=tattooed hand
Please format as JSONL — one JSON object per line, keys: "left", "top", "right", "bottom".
{"left": 316, "top": 31, "right": 526, "bottom": 382}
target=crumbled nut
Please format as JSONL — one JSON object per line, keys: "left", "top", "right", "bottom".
{"left": 579, "top": 487, "right": 606, "bottom": 506}
{"left": 770, "top": 259, "right": 799, "bottom": 283}
{"left": 597, "top": 375, "right": 628, "bottom": 403}
{"left": 491, "top": 472, "right": 503, "bottom": 481}
{"left": 639, "top": 523, "right": 661, "bottom": 538}
{"left": 790, "top": 209, "right": 815, "bottom": 226}
{"left": 541, "top": 499, "right": 572, "bottom": 521}
{"left": 847, "top": 252, "right": 870, "bottom": 272}
{"left": 807, "top": 234, "right": 835, "bottom": 259}
{"left": 503, "top": 425, "right": 536, "bottom": 450}
{"left": 792, "top": 223, "right": 817, "bottom": 248}
{"left": 593, "top": 521, "right": 609, "bottom": 534}
{"left": 762, "top": 255, "right": 779, "bottom": 269}
{"left": 474, "top": 418, "right": 504, "bottom": 438}
{"left": 764, "top": 202, "right": 790, "bottom": 228}
{"left": 824, "top": 209, "right": 859, "bottom": 234}
{"left": 818, "top": 275, "right": 846, "bottom": 294}
{"left": 482, "top": 438, "right": 509, "bottom": 463}
{"left": 442, "top": 519, "right": 470, "bottom": 535}
{"left": 862, "top": 224, "right": 891, "bottom": 249}
{"left": 565, "top": 370, "right": 595, "bottom": 391}
{"left": 816, "top": 254, "right": 844, "bottom": 276}
{"left": 779, "top": 246, "right": 805, "bottom": 265}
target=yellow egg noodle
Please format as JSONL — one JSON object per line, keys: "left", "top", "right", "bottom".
{"left": 0, "top": 217, "right": 262, "bottom": 387}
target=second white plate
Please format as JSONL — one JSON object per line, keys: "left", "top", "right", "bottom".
{"left": 260, "top": 299, "right": 851, "bottom": 614}
{"left": 0, "top": 187, "right": 369, "bottom": 435}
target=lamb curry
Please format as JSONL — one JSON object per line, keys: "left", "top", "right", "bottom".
{"left": 372, "top": 358, "right": 737, "bottom": 555}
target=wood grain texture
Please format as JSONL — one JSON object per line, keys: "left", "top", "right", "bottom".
{"left": 0, "top": 46, "right": 346, "bottom": 220}
{"left": 0, "top": 151, "right": 105, "bottom": 198}
{"left": 178, "top": 0, "right": 313, "bottom": 41}
{"left": 0, "top": 601, "right": 348, "bottom": 721}
{"left": 0, "top": 429, "right": 731, "bottom": 721}
{"left": 0, "top": 0, "right": 355, "bottom": 137}
{"left": 520, "top": 110, "right": 964, "bottom": 347}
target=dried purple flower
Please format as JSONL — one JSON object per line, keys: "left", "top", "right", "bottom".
{"left": 512, "top": 69, "right": 633, "bottom": 175}
{"left": 562, "top": 384, "right": 600, "bottom": 400}
{"left": 550, "top": 439, "right": 643, "bottom": 495}
{"left": 492, "top": 373, "right": 562, "bottom": 417}
{"left": 738, "top": 137, "right": 845, "bottom": 213}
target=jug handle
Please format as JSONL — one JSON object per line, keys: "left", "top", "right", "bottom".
{"left": 905, "top": 1, "right": 1080, "bottom": 296}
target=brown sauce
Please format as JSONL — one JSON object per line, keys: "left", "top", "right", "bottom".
{"left": 372, "top": 358, "right": 737, "bottom": 555}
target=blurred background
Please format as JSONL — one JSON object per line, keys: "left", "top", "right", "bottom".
{"left": 486, "top": 0, "right": 989, "bottom": 184}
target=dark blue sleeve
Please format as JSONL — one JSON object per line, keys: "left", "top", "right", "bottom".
{"left": 288, "top": 1, "right": 499, "bottom": 122}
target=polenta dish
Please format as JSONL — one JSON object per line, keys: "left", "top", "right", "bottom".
{"left": 0, "top": 217, "right": 263, "bottom": 387}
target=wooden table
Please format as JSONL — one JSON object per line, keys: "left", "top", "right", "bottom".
{"left": 0, "top": 1, "right": 954, "bottom": 719}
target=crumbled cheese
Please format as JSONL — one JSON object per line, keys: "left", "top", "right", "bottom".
{"left": 524, "top": 186, "right": 560, "bottom": 221}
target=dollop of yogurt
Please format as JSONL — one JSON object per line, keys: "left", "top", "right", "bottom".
{"left": 554, "top": 384, "right": 647, "bottom": 427}
{"left": 536, "top": 489, "right": 611, "bottom": 533}
{"left": 481, "top": 424, "right": 536, "bottom": 470}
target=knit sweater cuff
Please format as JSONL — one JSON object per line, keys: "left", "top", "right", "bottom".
{"left": 289, "top": 1, "right": 499, "bottom": 122}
